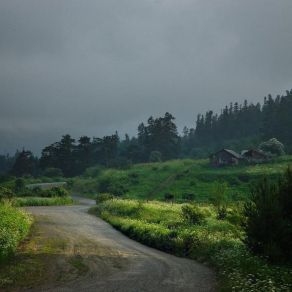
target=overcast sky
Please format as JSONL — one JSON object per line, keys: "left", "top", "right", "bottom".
{"left": 1, "top": 0, "right": 292, "bottom": 155}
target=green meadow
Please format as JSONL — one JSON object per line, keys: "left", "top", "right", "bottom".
{"left": 71, "top": 155, "right": 292, "bottom": 201}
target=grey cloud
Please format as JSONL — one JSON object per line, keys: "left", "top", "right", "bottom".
{"left": 0, "top": 0, "right": 292, "bottom": 154}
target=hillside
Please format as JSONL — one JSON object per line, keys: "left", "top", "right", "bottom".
{"left": 71, "top": 155, "right": 292, "bottom": 201}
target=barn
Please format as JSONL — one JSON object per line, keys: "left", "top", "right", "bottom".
{"left": 241, "top": 149, "right": 269, "bottom": 163}
{"left": 210, "top": 149, "right": 243, "bottom": 167}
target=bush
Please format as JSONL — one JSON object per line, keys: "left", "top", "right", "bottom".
{"left": 182, "top": 193, "right": 195, "bottom": 201}
{"left": 98, "top": 176, "right": 112, "bottom": 193}
{"left": 128, "top": 172, "right": 139, "bottom": 184}
{"left": 0, "top": 204, "right": 32, "bottom": 262}
{"left": 244, "top": 168, "right": 292, "bottom": 262}
{"left": 0, "top": 187, "right": 14, "bottom": 201}
{"left": 108, "top": 183, "right": 128, "bottom": 196}
{"left": 244, "top": 178, "right": 283, "bottom": 261}
{"left": 28, "top": 187, "right": 69, "bottom": 198}
{"left": 98, "top": 176, "right": 128, "bottom": 196}
{"left": 210, "top": 181, "right": 228, "bottom": 219}
{"left": 47, "top": 187, "right": 69, "bottom": 197}
{"left": 84, "top": 166, "right": 103, "bottom": 178}
{"left": 181, "top": 204, "right": 205, "bottom": 225}
{"left": 96, "top": 193, "right": 113, "bottom": 204}
{"left": 217, "top": 206, "right": 227, "bottom": 220}
{"left": 259, "top": 138, "right": 285, "bottom": 156}
{"left": 149, "top": 151, "right": 162, "bottom": 162}
{"left": 14, "top": 178, "right": 25, "bottom": 193}
{"left": 164, "top": 193, "right": 174, "bottom": 202}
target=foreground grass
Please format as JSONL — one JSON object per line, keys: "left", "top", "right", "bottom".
{"left": 13, "top": 196, "right": 73, "bottom": 207}
{"left": 92, "top": 199, "right": 292, "bottom": 291}
{"left": 0, "top": 203, "right": 32, "bottom": 262}
{"left": 71, "top": 156, "right": 292, "bottom": 202}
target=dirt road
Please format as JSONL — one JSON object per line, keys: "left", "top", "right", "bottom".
{"left": 23, "top": 198, "right": 216, "bottom": 292}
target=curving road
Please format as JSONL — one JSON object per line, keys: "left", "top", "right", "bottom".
{"left": 24, "top": 197, "right": 216, "bottom": 292}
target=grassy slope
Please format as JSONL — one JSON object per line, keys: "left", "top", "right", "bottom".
{"left": 72, "top": 155, "right": 292, "bottom": 201}
{"left": 93, "top": 199, "right": 292, "bottom": 291}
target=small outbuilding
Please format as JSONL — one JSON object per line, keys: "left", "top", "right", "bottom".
{"left": 241, "top": 149, "right": 269, "bottom": 163}
{"left": 210, "top": 149, "right": 243, "bottom": 167}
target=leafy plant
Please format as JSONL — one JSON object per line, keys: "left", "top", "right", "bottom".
{"left": 0, "top": 187, "right": 14, "bottom": 201}
{"left": 181, "top": 204, "right": 205, "bottom": 225}
{"left": 244, "top": 168, "right": 292, "bottom": 263}
{"left": 96, "top": 193, "right": 113, "bottom": 204}
{"left": 210, "top": 181, "right": 228, "bottom": 219}
{"left": 0, "top": 204, "right": 32, "bottom": 262}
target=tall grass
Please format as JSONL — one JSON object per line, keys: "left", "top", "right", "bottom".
{"left": 0, "top": 203, "right": 32, "bottom": 262}
{"left": 92, "top": 199, "right": 292, "bottom": 291}
{"left": 13, "top": 196, "right": 73, "bottom": 207}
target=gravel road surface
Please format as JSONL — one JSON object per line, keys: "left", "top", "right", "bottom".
{"left": 24, "top": 197, "right": 216, "bottom": 292}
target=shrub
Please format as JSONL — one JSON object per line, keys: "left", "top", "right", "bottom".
{"left": 210, "top": 181, "right": 229, "bottom": 219}
{"left": 181, "top": 204, "right": 205, "bottom": 225}
{"left": 244, "top": 177, "right": 283, "bottom": 261}
{"left": 259, "top": 138, "right": 285, "bottom": 156}
{"left": 98, "top": 176, "right": 127, "bottom": 196}
{"left": 217, "top": 206, "right": 227, "bottom": 220}
{"left": 149, "top": 151, "right": 162, "bottom": 162}
{"left": 96, "top": 193, "right": 113, "bottom": 204}
{"left": 164, "top": 193, "right": 174, "bottom": 202}
{"left": 108, "top": 183, "right": 128, "bottom": 196}
{"left": 0, "top": 204, "right": 32, "bottom": 262}
{"left": 128, "top": 172, "right": 139, "bottom": 184}
{"left": 14, "top": 178, "right": 25, "bottom": 193}
{"left": 226, "top": 206, "right": 244, "bottom": 226}
{"left": 47, "top": 187, "right": 69, "bottom": 197}
{"left": 244, "top": 168, "right": 292, "bottom": 263}
{"left": 98, "top": 176, "right": 112, "bottom": 193}
{"left": 0, "top": 187, "right": 14, "bottom": 201}
{"left": 84, "top": 166, "right": 103, "bottom": 178}
{"left": 182, "top": 193, "right": 195, "bottom": 201}
{"left": 28, "top": 187, "right": 69, "bottom": 198}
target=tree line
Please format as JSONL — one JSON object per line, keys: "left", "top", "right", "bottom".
{"left": 1, "top": 89, "right": 292, "bottom": 177}
{"left": 182, "top": 89, "right": 292, "bottom": 156}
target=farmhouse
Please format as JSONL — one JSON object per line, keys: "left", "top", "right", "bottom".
{"left": 209, "top": 149, "right": 243, "bottom": 167}
{"left": 241, "top": 149, "right": 269, "bottom": 163}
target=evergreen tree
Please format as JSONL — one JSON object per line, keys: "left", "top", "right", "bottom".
{"left": 12, "top": 150, "right": 36, "bottom": 177}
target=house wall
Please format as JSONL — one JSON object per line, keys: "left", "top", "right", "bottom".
{"left": 211, "top": 151, "right": 239, "bottom": 166}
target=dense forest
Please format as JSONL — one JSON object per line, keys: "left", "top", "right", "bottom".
{"left": 1, "top": 89, "right": 292, "bottom": 177}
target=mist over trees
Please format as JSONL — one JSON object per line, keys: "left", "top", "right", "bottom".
{"left": 182, "top": 89, "right": 292, "bottom": 156}
{"left": 2, "top": 89, "right": 292, "bottom": 177}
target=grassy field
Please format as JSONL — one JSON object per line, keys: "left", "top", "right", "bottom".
{"left": 71, "top": 155, "right": 292, "bottom": 202}
{"left": 92, "top": 199, "right": 292, "bottom": 291}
